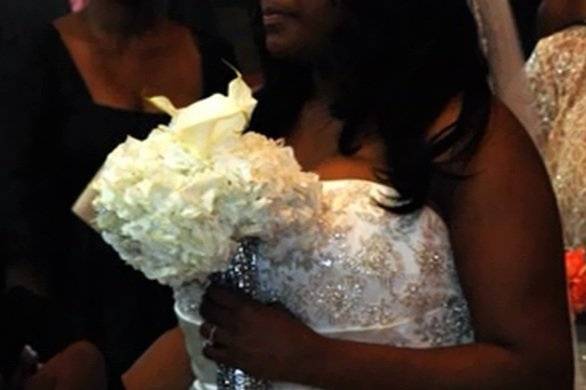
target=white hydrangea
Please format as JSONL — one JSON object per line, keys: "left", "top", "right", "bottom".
{"left": 91, "top": 76, "right": 322, "bottom": 286}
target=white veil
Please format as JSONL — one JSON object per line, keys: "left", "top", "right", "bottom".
{"left": 468, "top": 0, "right": 541, "bottom": 138}
{"left": 468, "top": 1, "right": 581, "bottom": 388}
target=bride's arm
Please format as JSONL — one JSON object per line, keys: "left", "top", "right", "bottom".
{"left": 305, "top": 102, "right": 573, "bottom": 389}
{"left": 122, "top": 328, "right": 193, "bottom": 390}
{"left": 200, "top": 102, "right": 573, "bottom": 389}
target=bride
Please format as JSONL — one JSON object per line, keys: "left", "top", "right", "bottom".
{"left": 124, "top": 0, "right": 573, "bottom": 388}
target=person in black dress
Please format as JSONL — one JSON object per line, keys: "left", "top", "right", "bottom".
{"left": 0, "top": 0, "right": 236, "bottom": 385}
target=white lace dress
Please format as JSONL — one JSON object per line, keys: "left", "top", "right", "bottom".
{"left": 177, "top": 180, "right": 473, "bottom": 390}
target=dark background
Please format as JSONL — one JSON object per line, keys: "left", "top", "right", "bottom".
{"left": 0, "top": 0, "right": 544, "bottom": 77}
{"left": 510, "top": 0, "right": 543, "bottom": 56}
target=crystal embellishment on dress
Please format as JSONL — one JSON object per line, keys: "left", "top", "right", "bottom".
{"left": 527, "top": 26, "right": 586, "bottom": 248}
{"left": 258, "top": 180, "right": 473, "bottom": 345}
{"left": 182, "top": 180, "right": 474, "bottom": 389}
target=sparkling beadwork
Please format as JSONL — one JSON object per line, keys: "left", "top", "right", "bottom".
{"left": 257, "top": 180, "right": 474, "bottom": 346}
{"left": 175, "top": 241, "right": 271, "bottom": 390}
{"left": 213, "top": 239, "right": 272, "bottom": 390}
{"left": 527, "top": 26, "right": 586, "bottom": 249}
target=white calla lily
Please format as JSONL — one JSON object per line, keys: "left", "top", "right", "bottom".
{"left": 149, "top": 74, "right": 257, "bottom": 159}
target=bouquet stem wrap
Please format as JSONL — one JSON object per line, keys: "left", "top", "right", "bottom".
{"left": 212, "top": 239, "right": 270, "bottom": 389}
{"left": 174, "top": 239, "right": 271, "bottom": 390}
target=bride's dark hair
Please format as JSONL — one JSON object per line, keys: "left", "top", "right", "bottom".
{"left": 248, "top": 0, "right": 491, "bottom": 213}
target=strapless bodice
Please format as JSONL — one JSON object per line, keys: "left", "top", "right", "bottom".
{"left": 177, "top": 180, "right": 473, "bottom": 389}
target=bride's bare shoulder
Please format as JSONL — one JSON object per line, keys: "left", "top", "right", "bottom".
{"left": 464, "top": 98, "right": 544, "bottom": 176}
{"left": 430, "top": 97, "right": 551, "bottom": 219}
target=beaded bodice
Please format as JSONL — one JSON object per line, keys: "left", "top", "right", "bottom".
{"left": 527, "top": 26, "right": 586, "bottom": 249}
{"left": 258, "top": 180, "right": 473, "bottom": 348}
{"left": 179, "top": 180, "right": 474, "bottom": 390}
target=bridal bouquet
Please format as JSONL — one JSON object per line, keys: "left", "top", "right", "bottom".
{"left": 73, "top": 74, "right": 321, "bottom": 388}
{"left": 74, "top": 74, "right": 322, "bottom": 288}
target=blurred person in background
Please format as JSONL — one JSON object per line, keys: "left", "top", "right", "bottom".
{"left": 0, "top": 0, "right": 236, "bottom": 387}
{"left": 527, "top": 0, "right": 586, "bottom": 252}
{"left": 2, "top": 341, "right": 106, "bottom": 390}
{"left": 69, "top": 0, "right": 90, "bottom": 13}
{"left": 526, "top": 2, "right": 586, "bottom": 384}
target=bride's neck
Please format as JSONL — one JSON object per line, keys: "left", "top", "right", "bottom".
{"left": 312, "top": 70, "right": 336, "bottom": 105}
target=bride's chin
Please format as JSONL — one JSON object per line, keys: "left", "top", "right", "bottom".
{"left": 265, "top": 34, "right": 293, "bottom": 57}
{"left": 265, "top": 35, "right": 309, "bottom": 61}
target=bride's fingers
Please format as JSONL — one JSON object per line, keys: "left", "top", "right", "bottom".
{"left": 199, "top": 322, "right": 214, "bottom": 339}
{"left": 205, "top": 285, "right": 249, "bottom": 309}
{"left": 199, "top": 298, "right": 233, "bottom": 328}
{"left": 199, "top": 323, "right": 233, "bottom": 347}
{"left": 202, "top": 344, "right": 234, "bottom": 367}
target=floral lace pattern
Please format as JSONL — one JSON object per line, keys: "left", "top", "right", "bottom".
{"left": 259, "top": 180, "right": 473, "bottom": 348}
{"left": 527, "top": 26, "right": 586, "bottom": 249}
{"left": 184, "top": 180, "right": 474, "bottom": 390}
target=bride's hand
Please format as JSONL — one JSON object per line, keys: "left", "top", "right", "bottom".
{"left": 199, "top": 285, "right": 326, "bottom": 382}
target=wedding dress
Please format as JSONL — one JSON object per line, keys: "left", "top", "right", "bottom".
{"left": 177, "top": 180, "right": 473, "bottom": 390}
{"left": 527, "top": 25, "right": 586, "bottom": 249}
